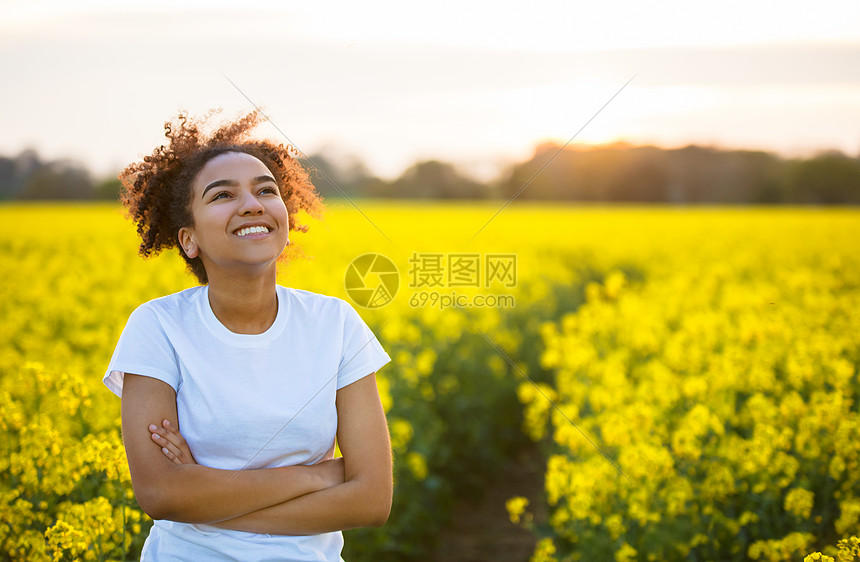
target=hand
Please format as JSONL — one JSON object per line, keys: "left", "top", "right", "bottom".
{"left": 149, "top": 419, "right": 198, "bottom": 465}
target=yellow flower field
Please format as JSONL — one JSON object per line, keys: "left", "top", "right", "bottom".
{"left": 0, "top": 202, "right": 857, "bottom": 560}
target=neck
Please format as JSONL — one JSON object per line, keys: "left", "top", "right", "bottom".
{"left": 205, "top": 266, "right": 279, "bottom": 335}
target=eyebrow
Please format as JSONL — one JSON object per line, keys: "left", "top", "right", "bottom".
{"left": 202, "top": 175, "right": 277, "bottom": 199}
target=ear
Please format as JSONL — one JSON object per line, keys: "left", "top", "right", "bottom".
{"left": 178, "top": 227, "right": 198, "bottom": 259}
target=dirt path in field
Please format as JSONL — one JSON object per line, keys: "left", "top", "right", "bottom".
{"left": 430, "top": 445, "right": 546, "bottom": 562}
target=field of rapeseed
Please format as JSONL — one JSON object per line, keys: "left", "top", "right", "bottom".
{"left": 509, "top": 207, "right": 860, "bottom": 561}
{"left": 0, "top": 202, "right": 858, "bottom": 560}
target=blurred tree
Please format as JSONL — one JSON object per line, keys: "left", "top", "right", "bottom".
{"left": 0, "top": 156, "right": 15, "bottom": 200}
{"left": 604, "top": 146, "right": 671, "bottom": 202}
{"left": 0, "top": 149, "right": 41, "bottom": 200}
{"left": 496, "top": 142, "right": 848, "bottom": 204}
{"left": 390, "top": 160, "right": 488, "bottom": 199}
{"left": 496, "top": 143, "right": 587, "bottom": 201}
{"left": 95, "top": 177, "right": 123, "bottom": 201}
{"left": 18, "top": 160, "right": 94, "bottom": 200}
{"left": 786, "top": 150, "right": 860, "bottom": 204}
{"left": 360, "top": 176, "right": 396, "bottom": 199}
{"left": 734, "top": 149, "right": 786, "bottom": 204}
{"left": 2, "top": 144, "right": 859, "bottom": 203}
{"left": 665, "top": 145, "right": 728, "bottom": 203}
{"left": 300, "top": 152, "right": 383, "bottom": 199}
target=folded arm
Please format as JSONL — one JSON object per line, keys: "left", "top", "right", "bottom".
{"left": 208, "top": 373, "right": 393, "bottom": 535}
{"left": 121, "top": 374, "right": 343, "bottom": 524}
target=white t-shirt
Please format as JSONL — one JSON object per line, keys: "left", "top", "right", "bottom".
{"left": 104, "top": 284, "right": 391, "bottom": 561}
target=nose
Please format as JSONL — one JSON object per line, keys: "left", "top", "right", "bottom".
{"left": 238, "top": 189, "right": 264, "bottom": 215}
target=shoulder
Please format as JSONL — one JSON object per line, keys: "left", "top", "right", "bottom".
{"left": 135, "top": 285, "right": 204, "bottom": 312}
{"left": 278, "top": 285, "right": 353, "bottom": 316}
{"left": 127, "top": 286, "right": 205, "bottom": 324}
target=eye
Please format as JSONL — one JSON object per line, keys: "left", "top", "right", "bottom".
{"left": 211, "top": 191, "right": 231, "bottom": 201}
{"left": 260, "top": 186, "right": 279, "bottom": 195}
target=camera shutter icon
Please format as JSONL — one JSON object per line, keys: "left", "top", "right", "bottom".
{"left": 345, "top": 253, "right": 399, "bottom": 309}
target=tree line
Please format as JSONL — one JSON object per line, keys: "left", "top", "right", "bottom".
{"left": 2, "top": 143, "right": 859, "bottom": 204}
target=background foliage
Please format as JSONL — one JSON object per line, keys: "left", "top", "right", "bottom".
{"left": 3, "top": 144, "right": 860, "bottom": 203}
{"left": 0, "top": 203, "right": 858, "bottom": 560}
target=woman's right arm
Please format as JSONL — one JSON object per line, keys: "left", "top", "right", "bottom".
{"left": 121, "top": 373, "right": 343, "bottom": 524}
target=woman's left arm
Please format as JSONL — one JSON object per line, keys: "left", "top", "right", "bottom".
{"left": 210, "top": 373, "right": 393, "bottom": 534}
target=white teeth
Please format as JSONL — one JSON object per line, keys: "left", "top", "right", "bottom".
{"left": 236, "top": 226, "right": 269, "bottom": 237}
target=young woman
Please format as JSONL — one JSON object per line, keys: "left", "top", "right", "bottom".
{"left": 103, "top": 110, "right": 393, "bottom": 561}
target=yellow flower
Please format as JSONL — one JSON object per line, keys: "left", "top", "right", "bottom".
{"left": 45, "top": 520, "right": 88, "bottom": 561}
{"left": 803, "top": 553, "right": 835, "bottom": 562}
{"left": 506, "top": 496, "right": 530, "bottom": 525}
{"left": 604, "top": 513, "right": 626, "bottom": 540}
{"left": 388, "top": 418, "right": 414, "bottom": 451}
{"left": 785, "top": 487, "right": 815, "bottom": 519}
{"left": 405, "top": 452, "right": 427, "bottom": 481}
{"left": 614, "top": 542, "right": 637, "bottom": 562}
{"left": 836, "top": 501, "right": 860, "bottom": 537}
{"left": 530, "top": 538, "right": 557, "bottom": 562}
{"left": 836, "top": 536, "right": 860, "bottom": 560}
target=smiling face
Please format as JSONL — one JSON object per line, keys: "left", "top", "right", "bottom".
{"left": 178, "top": 151, "right": 289, "bottom": 281}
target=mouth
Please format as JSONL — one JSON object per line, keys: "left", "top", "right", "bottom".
{"left": 233, "top": 224, "right": 273, "bottom": 238}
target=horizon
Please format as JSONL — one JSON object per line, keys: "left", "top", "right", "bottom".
{"left": 5, "top": 136, "right": 857, "bottom": 185}
{"left": 1, "top": 1, "right": 858, "bottom": 182}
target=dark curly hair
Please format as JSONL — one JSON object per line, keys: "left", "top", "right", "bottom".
{"left": 118, "top": 109, "right": 324, "bottom": 284}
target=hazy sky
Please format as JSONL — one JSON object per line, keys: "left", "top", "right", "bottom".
{"left": 1, "top": 0, "right": 859, "bottom": 181}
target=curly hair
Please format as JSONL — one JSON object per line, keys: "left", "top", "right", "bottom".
{"left": 118, "top": 109, "right": 324, "bottom": 284}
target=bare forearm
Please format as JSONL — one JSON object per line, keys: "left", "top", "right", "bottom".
{"left": 122, "top": 375, "right": 336, "bottom": 525}
{"left": 211, "top": 477, "right": 391, "bottom": 535}
{"left": 141, "top": 463, "right": 329, "bottom": 524}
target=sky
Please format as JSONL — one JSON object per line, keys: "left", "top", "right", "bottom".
{"left": 1, "top": 0, "right": 859, "bottom": 181}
